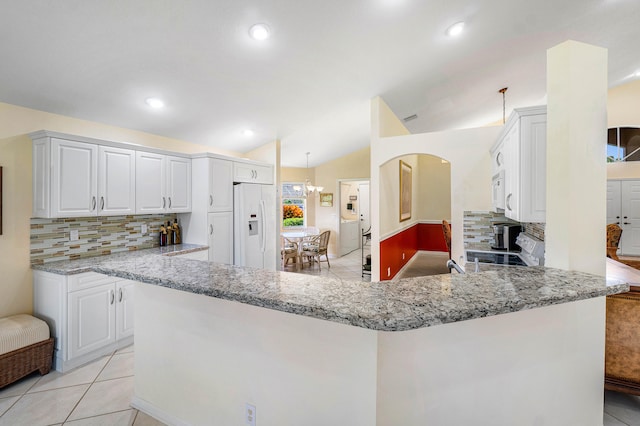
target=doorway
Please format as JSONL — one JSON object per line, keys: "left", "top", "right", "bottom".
{"left": 337, "top": 179, "right": 370, "bottom": 256}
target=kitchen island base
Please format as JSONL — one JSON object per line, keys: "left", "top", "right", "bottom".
{"left": 134, "top": 282, "right": 606, "bottom": 426}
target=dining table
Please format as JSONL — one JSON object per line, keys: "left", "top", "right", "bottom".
{"left": 281, "top": 230, "right": 316, "bottom": 269}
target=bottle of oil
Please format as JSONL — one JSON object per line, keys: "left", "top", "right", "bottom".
{"left": 159, "top": 225, "right": 167, "bottom": 246}
{"left": 173, "top": 218, "right": 182, "bottom": 244}
{"left": 166, "top": 221, "right": 174, "bottom": 245}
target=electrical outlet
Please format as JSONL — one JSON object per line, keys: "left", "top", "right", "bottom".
{"left": 141, "top": 224, "right": 148, "bottom": 234}
{"left": 245, "top": 403, "right": 256, "bottom": 426}
{"left": 402, "top": 252, "right": 405, "bottom": 260}
{"left": 69, "top": 230, "right": 79, "bottom": 241}
{"left": 387, "top": 267, "right": 391, "bottom": 277}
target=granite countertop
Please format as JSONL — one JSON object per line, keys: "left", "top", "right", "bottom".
{"left": 33, "top": 246, "right": 629, "bottom": 332}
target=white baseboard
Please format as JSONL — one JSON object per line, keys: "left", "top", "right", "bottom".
{"left": 131, "top": 396, "right": 190, "bottom": 426}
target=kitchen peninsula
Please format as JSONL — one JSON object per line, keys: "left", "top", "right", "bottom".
{"left": 34, "top": 251, "right": 627, "bottom": 426}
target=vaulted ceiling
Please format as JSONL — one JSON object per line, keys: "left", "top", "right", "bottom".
{"left": 1, "top": 1, "right": 638, "bottom": 167}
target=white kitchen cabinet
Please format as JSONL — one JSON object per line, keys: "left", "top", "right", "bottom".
{"left": 607, "top": 180, "right": 640, "bottom": 256}
{"left": 167, "top": 156, "right": 192, "bottom": 212}
{"left": 51, "top": 138, "right": 98, "bottom": 217}
{"left": 181, "top": 156, "right": 233, "bottom": 262}
{"left": 208, "top": 211, "right": 233, "bottom": 264}
{"left": 33, "top": 270, "right": 135, "bottom": 372}
{"left": 209, "top": 158, "right": 233, "bottom": 212}
{"left": 491, "top": 106, "right": 547, "bottom": 223}
{"left": 135, "top": 152, "right": 191, "bottom": 214}
{"left": 233, "top": 161, "right": 273, "bottom": 184}
{"left": 98, "top": 146, "right": 136, "bottom": 215}
{"left": 489, "top": 139, "right": 505, "bottom": 176}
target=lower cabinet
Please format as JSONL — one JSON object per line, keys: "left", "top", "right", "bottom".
{"left": 209, "top": 211, "right": 233, "bottom": 264}
{"left": 34, "top": 270, "right": 135, "bottom": 372}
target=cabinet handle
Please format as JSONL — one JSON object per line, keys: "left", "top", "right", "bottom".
{"left": 100, "top": 196, "right": 105, "bottom": 211}
{"left": 209, "top": 195, "right": 213, "bottom": 206}
{"left": 496, "top": 152, "right": 503, "bottom": 167}
{"left": 119, "top": 288, "right": 123, "bottom": 302}
{"left": 91, "top": 196, "right": 96, "bottom": 211}
{"left": 110, "top": 290, "right": 115, "bottom": 305}
{"left": 617, "top": 222, "right": 621, "bottom": 225}
{"left": 506, "top": 194, "right": 513, "bottom": 211}
{"left": 209, "top": 224, "right": 214, "bottom": 235}
{"left": 624, "top": 216, "right": 628, "bottom": 219}
{"left": 617, "top": 216, "right": 621, "bottom": 219}
{"left": 168, "top": 197, "right": 172, "bottom": 208}
{"left": 162, "top": 197, "right": 166, "bottom": 208}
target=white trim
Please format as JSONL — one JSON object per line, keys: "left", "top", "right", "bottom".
{"left": 379, "top": 220, "right": 449, "bottom": 241}
{"left": 131, "top": 396, "right": 190, "bottom": 426}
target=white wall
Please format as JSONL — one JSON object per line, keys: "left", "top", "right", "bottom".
{"left": 370, "top": 97, "right": 500, "bottom": 281}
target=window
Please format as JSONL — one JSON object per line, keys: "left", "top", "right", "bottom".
{"left": 608, "top": 127, "right": 640, "bottom": 162}
{"left": 282, "top": 183, "right": 305, "bottom": 228}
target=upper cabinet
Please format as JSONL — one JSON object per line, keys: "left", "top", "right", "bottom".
{"left": 31, "top": 131, "right": 191, "bottom": 218}
{"left": 491, "top": 106, "right": 547, "bottom": 223}
{"left": 233, "top": 161, "right": 273, "bottom": 184}
{"left": 134, "top": 152, "right": 192, "bottom": 214}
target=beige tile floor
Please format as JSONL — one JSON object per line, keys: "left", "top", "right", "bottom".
{"left": 0, "top": 345, "right": 165, "bottom": 426}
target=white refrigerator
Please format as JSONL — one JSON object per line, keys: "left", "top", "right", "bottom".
{"left": 233, "top": 183, "right": 276, "bottom": 270}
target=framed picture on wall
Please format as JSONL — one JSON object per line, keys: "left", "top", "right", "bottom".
{"left": 399, "top": 160, "right": 412, "bottom": 222}
{"left": 320, "top": 192, "right": 333, "bottom": 207}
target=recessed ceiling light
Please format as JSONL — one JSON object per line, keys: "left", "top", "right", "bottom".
{"left": 145, "top": 97, "right": 164, "bottom": 109}
{"left": 446, "top": 21, "right": 465, "bottom": 37}
{"left": 243, "top": 129, "right": 254, "bottom": 137}
{"left": 249, "top": 23, "right": 270, "bottom": 41}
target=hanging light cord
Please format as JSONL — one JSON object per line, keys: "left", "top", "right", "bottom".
{"left": 499, "top": 87, "right": 508, "bottom": 124}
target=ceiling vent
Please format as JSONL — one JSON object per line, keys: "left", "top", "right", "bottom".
{"left": 403, "top": 114, "right": 418, "bottom": 122}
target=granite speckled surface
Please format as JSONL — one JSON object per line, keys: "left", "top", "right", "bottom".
{"left": 32, "top": 246, "right": 628, "bottom": 331}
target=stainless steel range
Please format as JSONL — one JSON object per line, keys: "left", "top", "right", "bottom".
{"left": 466, "top": 233, "right": 545, "bottom": 267}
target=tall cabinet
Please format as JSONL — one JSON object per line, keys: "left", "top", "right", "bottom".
{"left": 182, "top": 155, "right": 234, "bottom": 264}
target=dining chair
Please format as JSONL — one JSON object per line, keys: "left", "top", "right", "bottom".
{"left": 301, "top": 230, "right": 331, "bottom": 269}
{"left": 442, "top": 220, "right": 452, "bottom": 259}
{"left": 281, "top": 237, "right": 300, "bottom": 270}
{"left": 607, "top": 223, "right": 623, "bottom": 261}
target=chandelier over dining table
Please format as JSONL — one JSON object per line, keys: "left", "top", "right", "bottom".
{"left": 293, "top": 152, "right": 323, "bottom": 196}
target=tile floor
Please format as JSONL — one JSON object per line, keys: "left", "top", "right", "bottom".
{"left": 283, "top": 243, "right": 372, "bottom": 282}
{"left": 0, "top": 345, "right": 165, "bottom": 426}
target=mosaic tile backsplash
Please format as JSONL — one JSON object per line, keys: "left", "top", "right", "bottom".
{"left": 463, "top": 211, "right": 545, "bottom": 250}
{"left": 30, "top": 214, "right": 177, "bottom": 265}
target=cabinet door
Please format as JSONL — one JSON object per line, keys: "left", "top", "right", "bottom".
{"left": 519, "top": 114, "right": 547, "bottom": 223}
{"left": 136, "top": 151, "right": 166, "bottom": 214}
{"left": 167, "top": 156, "right": 191, "bottom": 212}
{"left": 620, "top": 181, "right": 640, "bottom": 256}
{"left": 209, "top": 158, "right": 233, "bottom": 212}
{"left": 98, "top": 146, "right": 136, "bottom": 215}
{"left": 607, "top": 180, "right": 621, "bottom": 226}
{"left": 502, "top": 123, "right": 520, "bottom": 221}
{"left": 233, "top": 162, "right": 255, "bottom": 183}
{"left": 252, "top": 164, "right": 274, "bottom": 184}
{"left": 68, "top": 284, "right": 115, "bottom": 359}
{"left": 51, "top": 138, "right": 98, "bottom": 217}
{"left": 115, "top": 280, "right": 135, "bottom": 340}
{"left": 208, "top": 211, "right": 233, "bottom": 264}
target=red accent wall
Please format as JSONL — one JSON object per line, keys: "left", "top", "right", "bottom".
{"left": 379, "top": 223, "right": 448, "bottom": 281}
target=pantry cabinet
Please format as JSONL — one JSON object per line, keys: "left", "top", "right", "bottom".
{"left": 208, "top": 211, "right": 233, "bottom": 264}
{"left": 491, "top": 106, "right": 547, "bottom": 223}
{"left": 135, "top": 152, "right": 191, "bottom": 214}
{"left": 209, "top": 158, "right": 233, "bottom": 212}
{"left": 33, "top": 270, "right": 135, "bottom": 372}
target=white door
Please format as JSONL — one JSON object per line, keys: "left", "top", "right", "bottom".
{"left": 98, "top": 146, "right": 136, "bottom": 215}
{"left": 68, "top": 284, "right": 115, "bottom": 359}
{"left": 209, "top": 158, "right": 233, "bottom": 212}
{"left": 607, "top": 180, "right": 622, "bottom": 225}
{"left": 621, "top": 180, "right": 640, "bottom": 255}
{"left": 51, "top": 138, "right": 98, "bottom": 217}
{"left": 167, "top": 156, "right": 191, "bottom": 212}
{"left": 208, "top": 211, "right": 233, "bottom": 264}
{"left": 115, "top": 280, "right": 135, "bottom": 340}
{"left": 136, "top": 151, "right": 166, "bottom": 214}
{"left": 358, "top": 182, "right": 371, "bottom": 234}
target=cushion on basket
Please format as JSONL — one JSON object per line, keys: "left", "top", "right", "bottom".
{"left": 0, "top": 315, "right": 50, "bottom": 356}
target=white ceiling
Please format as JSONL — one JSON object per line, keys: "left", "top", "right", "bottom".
{"left": 1, "top": 1, "right": 638, "bottom": 167}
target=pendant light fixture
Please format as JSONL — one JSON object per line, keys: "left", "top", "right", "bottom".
{"left": 304, "top": 152, "right": 323, "bottom": 195}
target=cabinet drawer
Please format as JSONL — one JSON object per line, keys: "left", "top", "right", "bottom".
{"left": 68, "top": 272, "right": 115, "bottom": 292}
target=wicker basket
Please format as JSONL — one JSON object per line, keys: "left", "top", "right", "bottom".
{"left": 0, "top": 338, "right": 54, "bottom": 388}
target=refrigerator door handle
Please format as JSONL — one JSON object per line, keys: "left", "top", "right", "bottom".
{"left": 260, "top": 200, "right": 266, "bottom": 253}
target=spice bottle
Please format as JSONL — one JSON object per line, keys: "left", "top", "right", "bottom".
{"left": 166, "top": 221, "right": 174, "bottom": 245}
{"left": 159, "top": 225, "right": 167, "bottom": 246}
{"left": 173, "top": 219, "right": 181, "bottom": 244}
